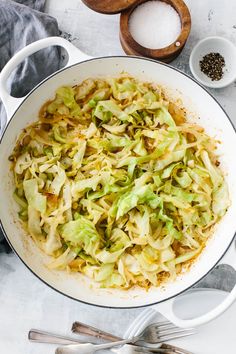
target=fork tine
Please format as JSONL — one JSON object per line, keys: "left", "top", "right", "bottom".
{"left": 149, "top": 322, "right": 179, "bottom": 333}
{"left": 147, "top": 322, "right": 193, "bottom": 332}
{"left": 156, "top": 330, "right": 196, "bottom": 343}
{"left": 149, "top": 321, "right": 178, "bottom": 328}
{"left": 153, "top": 321, "right": 171, "bottom": 326}
{"left": 153, "top": 323, "right": 178, "bottom": 330}
{"left": 158, "top": 327, "right": 195, "bottom": 336}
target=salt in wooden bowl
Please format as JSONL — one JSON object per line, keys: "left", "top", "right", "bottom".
{"left": 120, "top": 0, "right": 191, "bottom": 63}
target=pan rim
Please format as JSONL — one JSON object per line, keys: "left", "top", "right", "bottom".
{"left": 0, "top": 55, "right": 235, "bottom": 309}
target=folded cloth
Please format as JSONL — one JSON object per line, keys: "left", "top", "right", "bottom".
{"left": 0, "top": 0, "right": 62, "bottom": 133}
{"left": 0, "top": 0, "right": 62, "bottom": 244}
{"left": 195, "top": 264, "right": 236, "bottom": 292}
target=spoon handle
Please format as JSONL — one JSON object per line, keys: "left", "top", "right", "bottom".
{"left": 72, "top": 321, "right": 121, "bottom": 341}
{"left": 29, "top": 329, "right": 83, "bottom": 345}
{"left": 56, "top": 339, "right": 135, "bottom": 354}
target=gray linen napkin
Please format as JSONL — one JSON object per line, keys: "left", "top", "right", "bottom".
{"left": 0, "top": 0, "right": 62, "bottom": 247}
{"left": 0, "top": 0, "right": 62, "bottom": 133}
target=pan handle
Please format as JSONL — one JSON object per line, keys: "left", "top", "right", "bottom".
{"left": 154, "top": 238, "right": 236, "bottom": 328}
{"left": 0, "top": 36, "right": 91, "bottom": 120}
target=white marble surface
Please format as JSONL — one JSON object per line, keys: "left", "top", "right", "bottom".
{"left": 1, "top": 0, "right": 236, "bottom": 352}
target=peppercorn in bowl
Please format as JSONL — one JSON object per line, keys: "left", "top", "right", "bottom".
{"left": 189, "top": 36, "right": 236, "bottom": 88}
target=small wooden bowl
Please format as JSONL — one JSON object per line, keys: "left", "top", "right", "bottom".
{"left": 120, "top": 0, "right": 191, "bottom": 63}
{"left": 81, "top": 0, "right": 138, "bottom": 14}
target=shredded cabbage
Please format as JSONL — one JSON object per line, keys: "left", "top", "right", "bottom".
{"left": 10, "top": 75, "right": 230, "bottom": 289}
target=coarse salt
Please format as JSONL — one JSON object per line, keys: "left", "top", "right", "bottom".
{"left": 129, "top": 1, "right": 181, "bottom": 49}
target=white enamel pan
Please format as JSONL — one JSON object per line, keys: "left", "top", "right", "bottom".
{"left": 0, "top": 37, "right": 236, "bottom": 328}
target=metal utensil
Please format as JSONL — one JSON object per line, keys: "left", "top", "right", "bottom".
{"left": 28, "top": 328, "right": 194, "bottom": 354}
{"left": 131, "top": 323, "right": 195, "bottom": 344}
{"left": 55, "top": 325, "right": 195, "bottom": 354}
{"left": 72, "top": 321, "right": 121, "bottom": 341}
{"left": 112, "top": 343, "right": 194, "bottom": 354}
{"left": 55, "top": 342, "right": 175, "bottom": 354}
{"left": 72, "top": 321, "right": 195, "bottom": 345}
{"left": 28, "top": 329, "right": 84, "bottom": 345}
{"left": 162, "top": 344, "right": 194, "bottom": 354}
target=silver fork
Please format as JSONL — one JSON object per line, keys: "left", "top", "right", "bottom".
{"left": 72, "top": 322, "right": 196, "bottom": 345}
{"left": 132, "top": 323, "right": 195, "bottom": 344}
{"left": 28, "top": 329, "right": 194, "bottom": 354}
{"left": 28, "top": 329, "right": 188, "bottom": 354}
{"left": 55, "top": 324, "right": 195, "bottom": 354}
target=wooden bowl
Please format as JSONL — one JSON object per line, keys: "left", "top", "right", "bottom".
{"left": 81, "top": 0, "right": 138, "bottom": 14}
{"left": 120, "top": 0, "right": 191, "bottom": 63}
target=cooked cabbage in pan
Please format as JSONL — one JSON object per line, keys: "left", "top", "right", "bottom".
{"left": 10, "top": 75, "right": 229, "bottom": 289}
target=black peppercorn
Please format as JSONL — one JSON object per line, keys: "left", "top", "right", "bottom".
{"left": 199, "top": 52, "right": 225, "bottom": 81}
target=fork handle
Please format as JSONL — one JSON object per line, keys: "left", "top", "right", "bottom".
{"left": 161, "top": 344, "right": 193, "bottom": 354}
{"left": 28, "top": 329, "right": 82, "bottom": 345}
{"left": 72, "top": 322, "right": 122, "bottom": 341}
